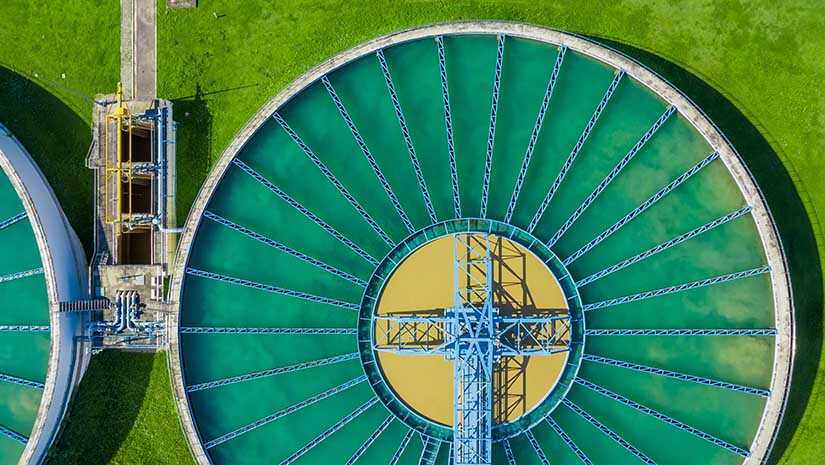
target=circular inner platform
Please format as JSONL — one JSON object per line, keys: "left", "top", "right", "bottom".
{"left": 172, "top": 22, "right": 792, "bottom": 465}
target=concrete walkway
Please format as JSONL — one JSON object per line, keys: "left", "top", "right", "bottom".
{"left": 120, "top": 0, "right": 156, "bottom": 99}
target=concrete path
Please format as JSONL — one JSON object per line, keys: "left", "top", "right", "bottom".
{"left": 120, "top": 0, "right": 156, "bottom": 99}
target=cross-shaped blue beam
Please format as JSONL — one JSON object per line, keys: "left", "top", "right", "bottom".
{"left": 373, "top": 233, "right": 572, "bottom": 465}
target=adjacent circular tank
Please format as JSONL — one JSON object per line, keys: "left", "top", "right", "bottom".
{"left": 170, "top": 22, "right": 793, "bottom": 465}
{"left": 0, "top": 123, "right": 86, "bottom": 465}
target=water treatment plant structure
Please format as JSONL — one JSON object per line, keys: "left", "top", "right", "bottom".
{"left": 167, "top": 22, "right": 794, "bottom": 465}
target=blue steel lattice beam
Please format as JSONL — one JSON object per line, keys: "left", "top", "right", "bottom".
{"left": 563, "top": 151, "right": 720, "bottom": 266}
{"left": 272, "top": 112, "right": 395, "bottom": 247}
{"left": 585, "top": 328, "right": 776, "bottom": 336}
{"left": 0, "top": 268, "right": 44, "bottom": 284}
{"left": 576, "top": 206, "right": 752, "bottom": 287}
{"left": 420, "top": 437, "right": 441, "bottom": 465}
{"left": 0, "top": 425, "right": 26, "bottom": 445}
{"left": 0, "top": 373, "right": 44, "bottom": 390}
{"left": 185, "top": 268, "right": 360, "bottom": 311}
{"left": 582, "top": 354, "right": 770, "bottom": 396}
{"left": 187, "top": 353, "right": 359, "bottom": 392}
{"left": 524, "top": 430, "right": 551, "bottom": 465}
{"left": 582, "top": 266, "right": 771, "bottom": 311}
{"left": 561, "top": 398, "right": 657, "bottom": 465}
{"left": 0, "top": 325, "right": 49, "bottom": 332}
{"left": 375, "top": 49, "right": 438, "bottom": 224}
{"left": 0, "top": 212, "right": 26, "bottom": 231}
{"left": 528, "top": 70, "right": 625, "bottom": 233}
{"left": 504, "top": 47, "right": 566, "bottom": 224}
{"left": 546, "top": 106, "right": 676, "bottom": 248}
{"left": 179, "top": 327, "right": 356, "bottom": 335}
{"left": 480, "top": 35, "right": 505, "bottom": 218}
{"left": 575, "top": 377, "right": 750, "bottom": 457}
{"left": 204, "top": 211, "right": 366, "bottom": 287}
{"left": 546, "top": 416, "right": 594, "bottom": 465}
{"left": 321, "top": 76, "right": 415, "bottom": 234}
{"left": 233, "top": 158, "right": 378, "bottom": 266}
{"left": 502, "top": 440, "right": 517, "bottom": 465}
{"left": 389, "top": 430, "right": 416, "bottom": 465}
{"left": 280, "top": 397, "right": 380, "bottom": 465}
{"left": 204, "top": 375, "right": 367, "bottom": 449}
{"left": 436, "top": 36, "right": 462, "bottom": 218}
{"left": 345, "top": 414, "right": 395, "bottom": 465}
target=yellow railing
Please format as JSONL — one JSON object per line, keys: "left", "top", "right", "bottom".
{"left": 104, "top": 83, "right": 134, "bottom": 234}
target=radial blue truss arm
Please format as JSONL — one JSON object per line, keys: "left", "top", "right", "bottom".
{"left": 345, "top": 414, "right": 395, "bottom": 465}
{"left": 582, "top": 266, "right": 771, "bottom": 312}
{"left": 563, "top": 150, "right": 719, "bottom": 266}
{"left": 204, "top": 210, "right": 367, "bottom": 287}
{"left": 186, "top": 268, "right": 360, "bottom": 311}
{"left": 233, "top": 159, "right": 379, "bottom": 266}
{"left": 420, "top": 436, "right": 441, "bottom": 465}
{"left": 585, "top": 328, "right": 777, "bottom": 336}
{"left": 0, "top": 212, "right": 26, "bottom": 231}
{"left": 187, "top": 353, "right": 360, "bottom": 392}
{"left": 389, "top": 429, "right": 416, "bottom": 465}
{"left": 321, "top": 76, "right": 415, "bottom": 234}
{"left": 272, "top": 112, "right": 395, "bottom": 247}
{"left": 0, "top": 373, "right": 44, "bottom": 390}
{"left": 436, "top": 35, "right": 462, "bottom": 218}
{"left": 376, "top": 49, "right": 438, "bottom": 224}
{"left": 546, "top": 106, "right": 676, "bottom": 248}
{"left": 575, "top": 377, "right": 750, "bottom": 457}
{"left": 480, "top": 34, "right": 505, "bottom": 219}
{"left": 179, "top": 326, "right": 357, "bottom": 335}
{"left": 582, "top": 353, "right": 770, "bottom": 396}
{"left": 0, "top": 325, "right": 49, "bottom": 332}
{"left": 546, "top": 416, "right": 594, "bottom": 465}
{"left": 524, "top": 430, "right": 551, "bottom": 465}
{"left": 0, "top": 267, "right": 44, "bottom": 284}
{"left": 0, "top": 425, "right": 26, "bottom": 445}
{"left": 576, "top": 206, "right": 752, "bottom": 287}
{"left": 280, "top": 397, "right": 380, "bottom": 465}
{"left": 203, "top": 375, "right": 367, "bottom": 449}
{"left": 505, "top": 46, "right": 566, "bottom": 224}
{"left": 502, "top": 440, "right": 517, "bottom": 465}
{"left": 561, "top": 398, "right": 657, "bottom": 465}
{"left": 528, "top": 70, "right": 625, "bottom": 233}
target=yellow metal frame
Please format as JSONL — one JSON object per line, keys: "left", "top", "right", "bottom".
{"left": 104, "top": 83, "right": 135, "bottom": 235}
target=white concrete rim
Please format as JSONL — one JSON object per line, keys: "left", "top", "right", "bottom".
{"left": 168, "top": 20, "right": 794, "bottom": 465}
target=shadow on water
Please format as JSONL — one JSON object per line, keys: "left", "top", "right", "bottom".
{"left": 45, "top": 350, "right": 153, "bottom": 465}
{"left": 172, "top": 83, "right": 212, "bottom": 221}
{"left": 0, "top": 66, "right": 94, "bottom": 256}
{"left": 591, "top": 37, "right": 823, "bottom": 463}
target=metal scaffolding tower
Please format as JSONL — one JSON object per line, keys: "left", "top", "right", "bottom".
{"left": 374, "top": 233, "right": 572, "bottom": 465}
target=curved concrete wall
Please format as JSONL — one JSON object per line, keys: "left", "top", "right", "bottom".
{"left": 0, "top": 123, "right": 87, "bottom": 465}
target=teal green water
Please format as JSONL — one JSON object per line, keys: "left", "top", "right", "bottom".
{"left": 180, "top": 34, "right": 778, "bottom": 465}
{"left": 0, "top": 436, "right": 24, "bottom": 465}
{"left": 0, "top": 169, "right": 49, "bottom": 455}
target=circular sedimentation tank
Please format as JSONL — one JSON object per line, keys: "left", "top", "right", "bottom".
{"left": 170, "top": 22, "right": 793, "bottom": 465}
{"left": 0, "top": 123, "right": 85, "bottom": 465}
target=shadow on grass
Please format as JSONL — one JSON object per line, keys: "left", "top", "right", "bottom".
{"left": 0, "top": 66, "right": 93, "bottom": 256}
{"left": 592, "top": 37, "right": 823, "bottom": 463}
{"left": 173, "top": 84, "right": 212, "bottom": 222}
{"left": 46, "top": 351, "right": 153, "bottom": 465}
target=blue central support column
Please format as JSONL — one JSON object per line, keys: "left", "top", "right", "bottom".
{"left": 452, "top": 234, "right": 495, "bottom": 465}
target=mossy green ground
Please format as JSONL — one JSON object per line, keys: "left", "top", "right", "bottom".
{"left": 0, "top": 0, "right": 822, "bottom": 464}
{"left": 46, "top": 351, "right": 194, "bottom": 465}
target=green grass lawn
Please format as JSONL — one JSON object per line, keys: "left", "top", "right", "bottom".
{"left": 46, "top": 351, "right": 195, "bottom": 465}
{"left": 0, "top": 0, "right": 822, "bottom": 464}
